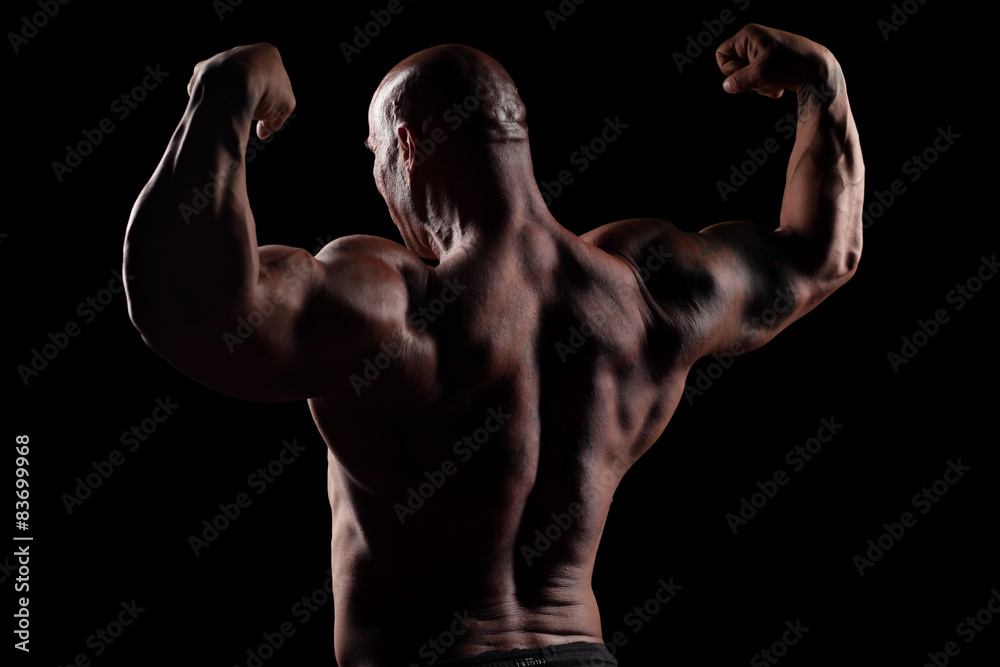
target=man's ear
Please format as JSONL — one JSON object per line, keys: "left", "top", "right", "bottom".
{"left": 396, "top": 124, "right": 423, "bottom": 177}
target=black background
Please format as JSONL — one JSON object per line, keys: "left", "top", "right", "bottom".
{"left": 5, "top": 0, "right": 996, "bottom": 665}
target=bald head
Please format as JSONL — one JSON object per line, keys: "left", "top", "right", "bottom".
{"left": 367, "top": 45, "right": 547, "bottom": 260}
{"left": 370, "top": 44, "right": 528, "bottom": 152}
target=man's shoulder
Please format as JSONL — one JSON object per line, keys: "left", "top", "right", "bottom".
{"left": 582, "top": 217, "right": 683, "bottom": 257}
{"left": 315, "top": 234, "right": 427, "bottom": 266}
{"left": 313, "top": 234, "right": 431, "bottom": 290}
{"left": 579, "top": 218, "right": 727, "bottom": 362}
{"left": 579, "top": 217, "right": 696, "bottom": 280}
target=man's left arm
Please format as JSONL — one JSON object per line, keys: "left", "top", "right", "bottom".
{"left": 123, "top": 44, "right": 419, "bottom": 401}
{"left": 125, "top": 44, "right": 293, "bottom": 329}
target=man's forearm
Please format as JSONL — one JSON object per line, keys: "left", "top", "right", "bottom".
{"left": 778, "top": 51, "right": 865, "bottom": 285}
{"left": 124, "top": 57, "right": 262, "bottom": 334}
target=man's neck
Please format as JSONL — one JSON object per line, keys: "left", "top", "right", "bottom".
{"left": 418, "top": 146, "right": 558, "bottom": 262}
{"left": 425, "top": 197, "right": 562, "bottom": 264}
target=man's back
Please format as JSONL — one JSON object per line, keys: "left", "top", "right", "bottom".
{"left": 124, "top": 26, "right": 862, "bottom": 667}
{"left": 311, "top": 219, "right": 683, "bottom": 663}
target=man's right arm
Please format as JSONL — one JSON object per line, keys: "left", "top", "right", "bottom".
{"left": 593, "top": 24, "right": 864, "bottom": 363}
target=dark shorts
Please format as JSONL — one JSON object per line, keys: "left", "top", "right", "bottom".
{"left": 435, "top": 641, "right": 618, "bottom": 666}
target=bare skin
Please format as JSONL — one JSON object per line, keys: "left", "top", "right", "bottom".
{"left": 123, "top": 25, "right": 863, "bottom": 665}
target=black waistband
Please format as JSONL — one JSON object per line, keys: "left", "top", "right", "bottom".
{"left": 434, "top": 641, "right": 618, "bottom": 667}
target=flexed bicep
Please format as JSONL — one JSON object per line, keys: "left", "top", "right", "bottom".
{"left": 144, "top": 236, "right": 429, "bottom": 403}
{"left": 688, "top": 221, "right": 807, "bottom": 357}
{"left": 587, "top": 217, "right": 819, "bottom": 365}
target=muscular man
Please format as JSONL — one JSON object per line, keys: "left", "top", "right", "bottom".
{"left": 123, "top": 24, "right": 862, "bottom": 666}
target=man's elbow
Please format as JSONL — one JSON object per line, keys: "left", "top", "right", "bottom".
{"left": 123, "top": 267, "right": 239, "bottom": 346}
{"left": 124, "top": 277, "right": 196, "bottom": 356}
{"left": 841, "top": 155, "right": 865, "bottom": 279}
{"left": 839, "top": 198, "right": 865, "bottom": 282}
{"left": 826, "top": 176, "right": 865, "bottom": 287}
{"left": 819, "top": 232, "right": 862, "bottom": 301}
{"left": 842, "top": 246, "right": 861, "bottom": 282}
{"left": 798, "top": 224, "right": 861, "bottom": 310}
{"left": 124, "top": 268, "right": 168, "bottom": 338}
{"left": 126, "top": 294, "right": 171, "bottom": 358}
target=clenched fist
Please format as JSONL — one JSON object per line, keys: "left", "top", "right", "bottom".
{"left": 715, "top": 24, "right": 836, "bottom": 100}
{"left": 187, "top": 43, "right": 296, "bottom": 141}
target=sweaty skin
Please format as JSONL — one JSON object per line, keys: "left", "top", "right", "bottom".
{"left": 123, "top": 25, "right": 863, "bottom": 665}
